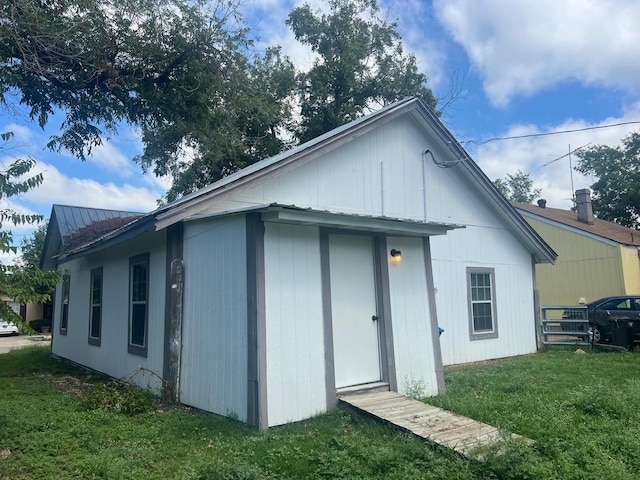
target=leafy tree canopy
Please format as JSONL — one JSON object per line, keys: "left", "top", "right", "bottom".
{"left": 0, "top": 133, "right": 60, "bottom": 327}
{"left": 287, "top": 0, "right": 438, "bottom": 142}
{"left": 2, "top": 0, "right": 441, "bottom": 202}
{"left": 575, "top": 132, "right": 640, "bottom": 229}
{"left": 1, "top": 0, "right": 296, "bottom": 202}
{"left": 493, "top": 170, "right": 542, "bottom": 203}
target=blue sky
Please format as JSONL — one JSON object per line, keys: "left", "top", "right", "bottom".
{"left": 2, "top": 0, "right": 640, "bottom": 261}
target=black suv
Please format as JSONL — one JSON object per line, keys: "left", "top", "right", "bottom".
{"left": 565, "top": 296, "right": 640, "bottom": 345}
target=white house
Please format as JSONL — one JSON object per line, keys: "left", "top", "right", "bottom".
{"left": 42, "top": 97, "right": 555, "bottom": 429}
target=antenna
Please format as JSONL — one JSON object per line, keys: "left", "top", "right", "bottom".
{"left": 569, "top": 144, "right": 575, "bottom": 206}
{"left": 537, "top": 142, "right": 591, "bottom": 206}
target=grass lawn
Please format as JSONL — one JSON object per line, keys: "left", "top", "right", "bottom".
{"left": 1, "top": 346, "right": 640, "bottom": 479}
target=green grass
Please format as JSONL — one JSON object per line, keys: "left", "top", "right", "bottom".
{"left": 2, "top": 347, "right": 640, "bottom": 479}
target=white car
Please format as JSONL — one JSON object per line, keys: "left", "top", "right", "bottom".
{"left": 0, "top": 320, "right": 19, "bottom": 336}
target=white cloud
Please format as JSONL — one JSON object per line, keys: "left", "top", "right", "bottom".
{"left": 469, "top": 103, "right": 640, "bottom": 208}
{"left": 24, "top": 162, "right": 162, "bottom": 213}
{"left": 86, "top": 139, "right": 135, "bottom": 177}
{"left": 434, "top": 0, "right": 640, "bottom": 106}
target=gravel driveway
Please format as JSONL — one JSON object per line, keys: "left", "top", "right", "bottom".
{"left": 0, "top": 334, "right": 51, "bottom": 354}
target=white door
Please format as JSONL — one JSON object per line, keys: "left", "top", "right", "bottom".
{"left": 329, "top": 234, "right": 381, "bottom": 388}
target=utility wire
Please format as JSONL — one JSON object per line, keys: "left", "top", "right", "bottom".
{"left": 462, "top": 120, "right": 640, "bottom": 146}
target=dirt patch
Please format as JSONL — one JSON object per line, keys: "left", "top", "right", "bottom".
{"left": 43, "top": 374, "right": 96, "bottom": 398}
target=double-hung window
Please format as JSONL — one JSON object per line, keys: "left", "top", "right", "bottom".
{"left": 59, "top": 274, "right": 70, "bottom": 335}
{"left": 88, "top": 267, "right": 103, "bottom": 346}
{"left": 467, "top": 267, "right": 498, "bottom": 340}
{"left": 128, "top": 253, "right": 149, "bottom": 356}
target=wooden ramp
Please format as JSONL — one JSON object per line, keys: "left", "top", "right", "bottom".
{"left": 339, "top": 391, "right": 531, "bottom": 458}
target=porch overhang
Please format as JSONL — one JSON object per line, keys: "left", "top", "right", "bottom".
{"left": 259, "top": 205, "right": 464, "bottom": 237}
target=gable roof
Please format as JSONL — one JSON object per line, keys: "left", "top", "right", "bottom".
{"left": 149, "top": 97, "right": 555, "bottom": 263}
{"left": 41, "top": 97, "right": 557, "bottom": 266}
{"left": 41, "top": 205, "right": 144, "bottom": 269}
{"left": 514, "top": 202, "right": 640, "bottom": 247}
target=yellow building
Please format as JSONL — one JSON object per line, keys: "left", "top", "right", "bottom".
{"left": 514, "top": 189, "right": 640, "bottom": 306}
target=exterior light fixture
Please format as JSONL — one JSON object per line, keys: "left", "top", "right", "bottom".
{"left": 390, "top": 249, "right": 402, "bottom": 263}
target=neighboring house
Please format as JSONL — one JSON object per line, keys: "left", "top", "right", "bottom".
{"left": 42, "top": 97, "right": 555, "bottom": 429}
{"left": 514, "top": 189, "right": 640, "bottom": 307}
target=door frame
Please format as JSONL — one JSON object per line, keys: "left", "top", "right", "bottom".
{"left": 320, "top": 228, "right": 396, "bottom": 408}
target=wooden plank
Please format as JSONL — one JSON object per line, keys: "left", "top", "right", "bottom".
{"left": 339, "top": 391, "right": 532, "bottom": 460}
{"left": 374, "top": 404, "right": 431, "bottom": 420}
{"left": 342, "top": 392, "right": 406, "bottom": 407}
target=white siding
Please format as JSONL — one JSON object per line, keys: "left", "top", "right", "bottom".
{"left": 180, "top": 215, "right": 249, "bottom": 421}
{"left": 200, "top": 116, "right": 428, "bottom": 220}
{"left": 432, "top": 226, "right": 537, "bottom": 365}
{"left": 202, "top": 113, "right": 538, "bottom": 366}
{"left": 51, "top": 231, "right": 167, "bottom": 391}
{"left": 263, "top": 222, "right": 326, "bottom": 427}
{"left": 387, "top": 236, "right": 440, "bottom": 397}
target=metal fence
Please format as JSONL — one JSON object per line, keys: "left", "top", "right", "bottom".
{"left": 540, "top": 306, "right": 591, "bottom": 346}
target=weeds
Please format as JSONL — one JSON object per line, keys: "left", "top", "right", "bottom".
{"left": 84, "top": 380, "right": 156, "bottom": 415}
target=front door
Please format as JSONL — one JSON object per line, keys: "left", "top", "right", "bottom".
{"left": 329, "top": 234, "right": 381, "bottom": 389}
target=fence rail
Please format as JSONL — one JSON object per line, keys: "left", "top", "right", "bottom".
{"left": 541, "top": 306, "right": 591, "bottom": 346}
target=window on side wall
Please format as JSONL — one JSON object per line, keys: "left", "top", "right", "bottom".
{"left": 88, "top": 267, "right": 103, "bottom": 346}
{"left": 467, "top": 267, "right": 498, "bottom": 340}
{"left": 128, "top": 253, "right": 149, "bottom": 356}
{"left": 59, "top": 274, "right": 70, "bottom": 335}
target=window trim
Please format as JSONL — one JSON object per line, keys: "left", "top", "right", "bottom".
{"left": 88, "top": 267, "right": 103, "bottom": 346}
{"left": 59, "top": 274, "right": 70, "bottom": 335}
{"left": 128, "top": 253, "right": 149, "bottom": 356}
{"left": 467, "top": 267, "right": 498, "bottom": 340}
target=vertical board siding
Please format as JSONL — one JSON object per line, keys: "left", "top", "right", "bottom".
{"left": 431, "top": 226, "right": 537, "bottom": 366}
{"left": 524, "top": 217, "right": 625, "bottom": 305}
{"left": 621, "top": 245, "right": 640, "bottom": 294}
{"left": 386, "top": 236, "right": 439, "bottom": 397}
{"left": 199, "top": 116, "right": 428, "bottom": 221}
{"left": 51, "top": 231, "right": 167, "bottom": 391}
{"left": 263, "top": 222, "right": 326, "bottom": 427}
{"left": 180, "top": 216, "right": 248, "bottom": 421}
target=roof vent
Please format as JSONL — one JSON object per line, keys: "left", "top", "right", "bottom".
{"left": 537, "top": 199, "right": 547, "bottom": 208}
{"left": 575, "top": 189, "right": 594, "bottom": 224}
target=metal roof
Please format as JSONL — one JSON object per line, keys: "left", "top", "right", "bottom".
{"left": 41, "top": 205, "right": 144, "bottom": 269}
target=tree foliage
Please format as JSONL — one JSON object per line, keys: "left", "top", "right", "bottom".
{"left": 137, "top": 46, "right": 296, "bottom": 202}
{"left": 20, "top": 222, "right": 47, "bottom": 271}
{"left": 493, "top": 170, "right": 542, "bottom": 203}
{"left": 286, "top": 0, "right": 438, "bottom": 142}
{"left": 0, "top": 133, "right": 60, "bottom": 327}
{"left": 1, "top": 0, "right": 296, "bottom": 202}
{"left": 2, "top": 0, "right": 441, "bottom": 202}
{"left": 575, "top": 133, "right": 640, "bottom": 228}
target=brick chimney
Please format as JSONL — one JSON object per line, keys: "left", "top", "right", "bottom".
{"left": 575, "top": 189, "right": 594, "bottom": 224}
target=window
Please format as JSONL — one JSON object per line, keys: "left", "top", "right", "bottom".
{"left": 128, "top": 253, "right": 149, "bottom": 356}
{"left": 59, "top": 274, "right": 70, "bottom": 335}
{"left": 467, "top": 268, "right": 498, "bottom": 340}
{"left": 88, "top": 267, "right": 103, "bottom": 346}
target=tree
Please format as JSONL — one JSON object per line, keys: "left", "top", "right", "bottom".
{"left": 136, "top": 46, "right": 296, "bottom": 202}
{"left": 1, "top": 0, "right": 238, "bottom": 157}
{"left": 575, "top": 133, "right": 640, "bottom": 229}
{"left": 0, "top": 133, "right": 60, "bottom": 328}
{"left": 493, "top": 170, "right": 542, "bottom": 203}
{"left": 19, "top": 223, "right": 47, "bottom": 271}
{"left": 286, "top": 0, "right": 438, "bottom": 143}
{"left": 2, "top": 0, "right": 296, "bottom": 202}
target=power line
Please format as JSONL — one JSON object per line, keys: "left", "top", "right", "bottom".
{"left": 462, "top": 120, "right": 640, "bottom": 146}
